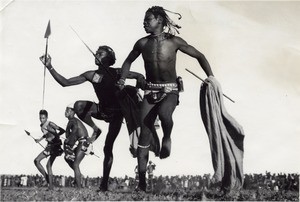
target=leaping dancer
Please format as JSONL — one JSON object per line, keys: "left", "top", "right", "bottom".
{"left": 117, "top": 6, "right": 214, "bottom": 191}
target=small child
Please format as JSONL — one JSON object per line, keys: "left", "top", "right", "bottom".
{"left": 34, "top": 109, "right": 65, "bottom": 190}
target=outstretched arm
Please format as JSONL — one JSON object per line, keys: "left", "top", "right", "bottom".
{"left": 40, "top": 54, "right": 87, "bottom": 87}
{"left": 177, "top": 37, "right": 214, "bottom": 77}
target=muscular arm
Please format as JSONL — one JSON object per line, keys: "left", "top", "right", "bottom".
{"left": 176, "top": 37, "right": 214, "bottom": 77}
{"left": 120, "top": 40, "right": 142, "bottom": 80}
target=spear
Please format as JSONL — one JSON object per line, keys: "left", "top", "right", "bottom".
{"left": 69, "top": 26, "right": 97, "bottom": 60}
{"left": 185, "top": 68, "right": 235, "bottom": 103}
{"left": 42, "top": 20, "right": 51, "bottom": 109}
{"left": 24, "top": 130, "right": 45, "bottom": 149}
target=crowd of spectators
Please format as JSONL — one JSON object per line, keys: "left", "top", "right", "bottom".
{"left": 1, "top": 172, "right": 298, "bottom": 193}
{"left": 243, "top": 172, "right": 299, "bottom": 192}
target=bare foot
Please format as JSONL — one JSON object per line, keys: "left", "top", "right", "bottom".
{"left": 160, "top": 137, "right": 171, "bottom": 159}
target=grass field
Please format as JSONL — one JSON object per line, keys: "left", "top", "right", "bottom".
{"left": 1, "top": 187, "right": 299, "bottom": 201}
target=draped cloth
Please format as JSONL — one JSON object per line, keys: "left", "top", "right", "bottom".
{"left": 200, "top": 76, "right": 245, "bottom": 191}
{"left": 117, "top": 86, "right": 160, "bottom": 158}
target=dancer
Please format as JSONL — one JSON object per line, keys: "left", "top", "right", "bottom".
{"left": 34, "top": 109, "right": 65, "bottom": 190}
{"left": 117, "top": 6, "right": 214, "bottom": 191}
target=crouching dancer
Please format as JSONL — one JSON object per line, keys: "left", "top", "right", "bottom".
{"left": 64, "top": 104, "right": 89, "bottom": 189}
{"left": 40, "top": 45, "right": 145, "bottom": 191}
{"left": 34, "top": 109, "right": 65, "bottom": 190}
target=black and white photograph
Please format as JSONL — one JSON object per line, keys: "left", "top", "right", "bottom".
{"left": 0, "top": 0, "right": 299, "bottom": 201}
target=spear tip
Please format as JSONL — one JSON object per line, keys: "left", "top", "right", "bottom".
{"left": 44, "top": 20, "right": 51, "bottom": 38}
{"left": 24, "top": 130, "right": 30, "bottom": 135}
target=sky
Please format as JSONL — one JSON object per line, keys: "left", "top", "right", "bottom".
{"left": 0, "top": 0, "right": 299, "bottom": 178}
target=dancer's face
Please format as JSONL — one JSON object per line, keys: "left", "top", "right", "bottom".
{"left": 95, "top": 49, "right": 108, "bottom": 65}
{"left": 143, "top": 12, "right": 161, "bottom": 34}
{"left": 65, "top": 107, "right": 74, "bottom": 118}
{"left": 39, "top": 114, "right": 47, "bottom": 124}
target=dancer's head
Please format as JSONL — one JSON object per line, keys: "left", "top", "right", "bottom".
{"left": 39, "top": 109, "right": 48, "bottom": 124}
{"left": 144, "top": 6, "right": 182, "bottom": 35}
{"left": 65, "top": 104, "right": 75, "bottom": 119}
{"left": 95, "top": 45, "right": 116, "bottom": 67}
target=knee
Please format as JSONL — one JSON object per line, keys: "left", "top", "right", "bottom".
{"left": 74, "top": 101, "right": 85, "bottom": 114}
{"left": 138, "top": 129, "right": 152, "bottom": 146}
{"left": 73, "top": 162, "right": 80, "bottom": 170}
{"left": 34, "top": 158, "right": 39, "bottom": 165}
{"left": 158, "top": 113, "right": 173, "bottom": 125}
{"left": 103, "top": 145, "right": 113, "bottom": 157}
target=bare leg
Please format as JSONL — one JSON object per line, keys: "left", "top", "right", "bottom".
{"left": 46, "top": 155, "right": 57, "bottom": 190}
{"left": 99, "top": 113, "right": 123, "bottom": 191}
{"left": 158, "top": 94, "right": 178, "bottom": 159}
{"left": 137, "top": 99, "right": 157, "bottom": 191}
{"left": 73, "top": 148, "right": 85, "bottom": 189}
{"left": 34, "top": 152, "right": 49, "bottom": 183}
{"left": 74, "top": 101, "right": 102, "bottom": 141}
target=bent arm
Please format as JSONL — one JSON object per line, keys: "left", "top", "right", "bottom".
{"left": 120, "top": 41, "right": 142, "bottom": 80}
{"left": 36, "top": 136, "right": 45, "bottom": 143}
{"left": 177, "top": 38, "right": 214, "bottom": 77}
{"left": 127, "top": 71, "right": 144, "bottom": 80}
{"left": 49, "top": 122, "right": 66, "bottom": 136}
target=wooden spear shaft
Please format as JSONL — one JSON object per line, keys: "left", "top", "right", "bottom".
{"left": 185, "top": 68, "right": 235, "bottom": 103}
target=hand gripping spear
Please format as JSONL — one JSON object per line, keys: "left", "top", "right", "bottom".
{"left": 42, "top": 20, "right": 51, "bottom": 109}
{"left": 185, "top": 68, "right": 235, "bottom": 103}
{"left": 24, "top": 130, "right": 45, "bottom": 149}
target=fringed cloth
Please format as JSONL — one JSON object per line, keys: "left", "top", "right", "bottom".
{"left": 200, "top": 76, "right": 245, "bottom": 191}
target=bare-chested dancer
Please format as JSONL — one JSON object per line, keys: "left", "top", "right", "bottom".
{"left": 34, "top": 109, "right": 65, "bottom": 190}
{"left": 63, "top": 104, "right": 89, "bottom": 189}
{"left": 117, "top": 6, "right": 214, "bottom": 191}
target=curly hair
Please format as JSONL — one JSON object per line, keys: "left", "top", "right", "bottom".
{"left": 146, "top": 6, "right": 182, "bottom": 35}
